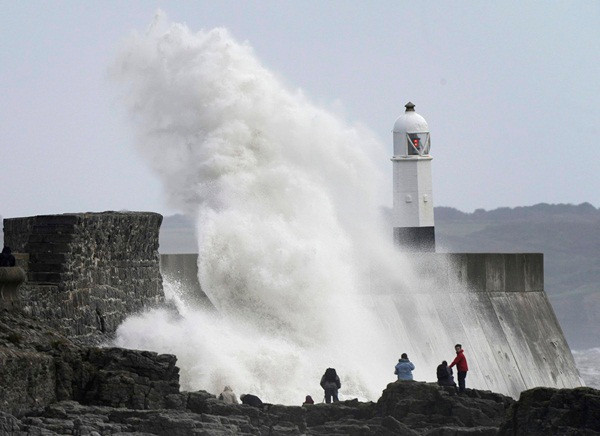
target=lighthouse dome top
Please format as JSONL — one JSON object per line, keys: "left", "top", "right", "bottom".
{"left": 393, "top": 102, "right": 429, "bottom": 133}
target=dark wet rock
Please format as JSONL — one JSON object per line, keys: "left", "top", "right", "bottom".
{"left": 3, "top": 381, "right": 600, "bottom": 435}
{"left": 303, "top": 401, "right": 375, "bottom": 427}
{"left": 0, "top": 309, "right": 179, "bottom": 417}
{"left": 2, "top": 309, "right": 600, "bottom": 435}
{"left": 306, "top": 416, "right": 419, "bottom": 435}
{"left": 184, "top": 390, "right": 220, "bottom": 414}
{"left": 81, "top": 347, "right": 180, "bottom": 409}
{"left": 424, "top": 427, "right": 500, "bottom": 436}
{"left": 498, "top": 386, "right": 600, "bottom": 435}
{"left": 0, "top": 412, "right": 22, "bottom": 434}
{"left": 376, "top": 380, "right": 513, "bottom": 433}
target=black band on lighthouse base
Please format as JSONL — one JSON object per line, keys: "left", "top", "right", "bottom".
{"left": 393, "top": 226, "right": 435, "bottom": 252}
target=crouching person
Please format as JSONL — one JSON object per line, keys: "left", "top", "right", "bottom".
{"left": 436, "top": 361, "right": 458, "bottom": 392}
{"left": 240, "top": 393, "right": 263, "bottom": 407}
{"left": 218, "top": 386, "right": 239, "bottom": 404}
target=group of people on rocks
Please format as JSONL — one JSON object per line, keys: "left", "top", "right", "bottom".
{"left": 216, "top": 345, "right": 468, "bottom": 407}
{"left": 395, "top": 344, "right": 469, "bottom": 393}
{"left": 216, "top": 367, "right": 342, "bottom": 408}
{"left": 217, "top": 386, "right": 265, "bottom": 407}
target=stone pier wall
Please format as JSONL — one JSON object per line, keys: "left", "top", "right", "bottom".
{"left": 3, "top": 212, "right": 164, "bottom": 343}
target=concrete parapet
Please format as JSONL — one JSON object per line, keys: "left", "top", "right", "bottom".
{"left": 160, "top": 254, "right": 213, "bottom": 308}
{"left": 407, "top": 253, "right": 544, "bottom": 293}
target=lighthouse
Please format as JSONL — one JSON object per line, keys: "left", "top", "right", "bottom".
{"left": 391, "top": 102, "right": 435, "bottom": 251}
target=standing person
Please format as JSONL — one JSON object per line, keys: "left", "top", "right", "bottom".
{"left": 218, "top": 385, "right": 239, "bottom": 404}
{"left": 449, "top": 344, "right": 469, "bottom": 393}
{"left": 320, "top": 368, "right": 341, "bottom": 403}
{"left": 0, "top": 247, "right": 16, "bottom": 267}
{"left": 394, "top": 353, "right": 415, "bottom": 381}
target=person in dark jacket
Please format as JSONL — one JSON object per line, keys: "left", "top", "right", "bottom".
{"left": 320, "top": 368, "right": 341, "bottom": 403}
{"left": 240, "top": 393, "right": 263, "bottom": 407}
{"left": 449, "top": 344, "right": 469, "bottom": 393}
{"left": 394, "top": 353, "right": 415, "bottom": 381}
{"left": 436, "top": 360, "right": 457, "bottom": 389}
{"left": 0, "top": 246, "right": 16, "bottom": 267}
{"left": 302, "top": 395, "right": 314, "bottom": 406}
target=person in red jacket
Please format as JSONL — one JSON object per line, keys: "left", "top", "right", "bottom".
{"left": 449, "top": 343, "right": 468, "bottom": 393}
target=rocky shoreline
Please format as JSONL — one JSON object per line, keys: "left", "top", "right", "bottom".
{"left": 2, "top": 309, "right": 600, "bottom": 435}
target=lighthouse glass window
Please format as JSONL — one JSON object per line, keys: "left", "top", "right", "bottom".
{"left": 407, "top": 133, "right": 430, "bottom": 156}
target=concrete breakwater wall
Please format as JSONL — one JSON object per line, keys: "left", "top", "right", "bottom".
{"left": 366, "top": 253, "right": 582, "bottom": 398}
{"left": 3, "top": 212, "right": 164, "bottom": 343}
{"left": 160, "top": 252, "right": 582, "bottom": 398}
{"left": 160, "top": 253, "right": 213, "bottom": 308}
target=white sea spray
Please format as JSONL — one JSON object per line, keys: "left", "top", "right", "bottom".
{"left": 111, "top": 12, "right": 413, "bottom": 404}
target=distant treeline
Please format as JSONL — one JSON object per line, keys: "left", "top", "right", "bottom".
{"left": 436, "top": 202, "right": 599, "bottom": 223}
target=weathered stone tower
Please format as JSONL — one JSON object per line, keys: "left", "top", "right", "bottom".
{"left": 2, "top": 212, "right": 164, "bottom": 343}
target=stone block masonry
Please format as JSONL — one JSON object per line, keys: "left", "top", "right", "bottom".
{"left": 3, "top": 212, "right": 165, "bottom": 344}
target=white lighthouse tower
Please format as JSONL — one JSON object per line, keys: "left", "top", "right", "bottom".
{"left": 391, "top": 102, "right": 435, "bottom": 251}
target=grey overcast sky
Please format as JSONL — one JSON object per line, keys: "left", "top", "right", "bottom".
{"left": 1, "top": 1, "right": 599, "bottom": 219}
